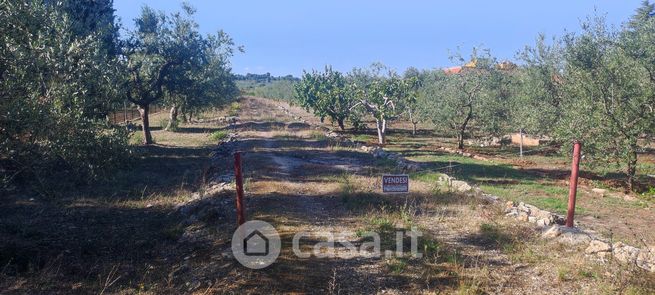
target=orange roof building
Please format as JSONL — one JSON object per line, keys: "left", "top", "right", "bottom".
{"left": 443, "top": 66, "right": 463, "bottom": 74}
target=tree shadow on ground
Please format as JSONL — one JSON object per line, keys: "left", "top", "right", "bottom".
{"left": 77, "top": 144, "right": 216, "bottom": 201}
{"left": 0, "top": 199, "right": 184, "bottom": 293}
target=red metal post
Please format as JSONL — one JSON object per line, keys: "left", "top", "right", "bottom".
{"left": 234, "top": 152, "right": 246, "bottom": 226}
{"left": 566, "top": 141, "right": 582, "bottom": 227}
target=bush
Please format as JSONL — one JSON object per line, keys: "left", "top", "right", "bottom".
{"left": 228, "top": 102, "right": 240, "bottom": 117}
{"left": 0, "top": 2, "right": 130, "bottom": 191}
{"left": 209, "top": 130, "right": 229, "bottom": 141}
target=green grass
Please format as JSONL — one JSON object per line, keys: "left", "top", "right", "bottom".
{"left": 386, "top": 257, "right": 408, "bottom": 274}
{"left": 208, "top": 130, "right": 229, "bottom": 141}
{"left": 129, "top": 132, "right": 144, "bottom": 145}
{"left": 351, "top": 134, "right": 374, "bottom": 142}
{"left": 370, "top": 216, "right": 394, "bottom": 232}
{"left": 308, "top": 130, "right": 328, "bottom": 141}
{"left": 405, "top": 150, "right": 596, "bottom": 214}
{"left": 411, "top": 171, "right": 446, "bottom": 183}
{"left": 228, "top": 102, "right": 240, "bottom": 116}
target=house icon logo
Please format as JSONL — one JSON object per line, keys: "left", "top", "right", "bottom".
{"left": 243, "top": 230, "right": 269, "bottom": 256}
{"left": 231, "top": 220, "right": 281, "bottom": 269}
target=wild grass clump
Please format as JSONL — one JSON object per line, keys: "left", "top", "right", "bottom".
{"left": 308, "top": 130, "right": 328, "bottom": 141}
{"left": 228, "top": 102, "right": 240, "bottom": 116}
{"left": 209, "top": 130, "right": 229, "bottom": 142}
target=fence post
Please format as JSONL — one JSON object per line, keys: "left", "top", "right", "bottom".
{"left": 234, "top": 152, "right": 246, "bottom": 226}
{"left": 519, "top": 128, "right": 524, "bottom": 159}
{"left": 566, "top": 141, "right": 582, "bottom": 227}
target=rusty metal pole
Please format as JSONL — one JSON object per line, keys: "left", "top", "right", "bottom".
{"left": 234, "top": 152, "right": 246, "bottom": 226}
{"left": 519, "top": 129, "right": 524, "bottom": 159}
{"left": 566, "top": 141, "right": 582, "bottom": 227}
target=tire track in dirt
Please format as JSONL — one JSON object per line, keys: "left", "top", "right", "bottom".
{"left": 238, "top": 97, "right": 523, "bottom": 293}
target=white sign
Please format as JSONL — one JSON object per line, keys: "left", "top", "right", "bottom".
{"left": 382, "top": 174, "right": 409, "bottom": 193}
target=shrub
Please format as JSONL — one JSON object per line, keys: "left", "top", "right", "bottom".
{"left": 1, "top": 2, "right": 130, "bottom": 191}
{"left": 209, "top": 130, "right": 229, "bottom": 141}
{"left": 228, "top": 102, "right": 240, "bottom": 117}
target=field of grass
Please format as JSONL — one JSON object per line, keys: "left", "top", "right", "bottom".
{"left": 341, "top": 125, "right": 655, "bottom": 245}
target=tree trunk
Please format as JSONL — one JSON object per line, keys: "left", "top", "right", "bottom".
{"left": 375, "top": 119, "right": 385, "bottom": 144}
{"left": 408, "top": 109, "right": 417, "bottom": 136}
{"left": 457, "top": 132, "right": 464, "bottom": 150}
{"left": 626, "top": 146, "right": 638, "bottom": 192}
{"left": 137, "top": 104, "right": 153, "bottom": 144}
{"left": 188, "top": 110, "right": 193, "bottom": 122}
{"left": 458, "top": 104, "right": 473, "bottom": 150}
{"left": 337, "top": 118, "right": 345, "bottom": 131}
{"left": 376, "top": 118, "right": 386, "bottom": 145}
{"left": 166, "top": 105, "right": 178, "bottom": 131}
{"left": 181, "top": 107, "right": 188, "bottom": 123}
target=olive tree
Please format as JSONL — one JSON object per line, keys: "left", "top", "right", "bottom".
{"left": 164, "top": 18, "right": 240, "bottom": 130}
{"left": 295, "top": 66, "right": 353, "bottom": 130}
{"left": 557, "top": 14, "right": 655, "bottom": 191}
{"left": 402, "top": 67, "right": 425, "bottom": 135}
{"left": 123, "top": 4, "right": 238, "bottom": 142}
{"left": 349, "top": 64, "right": 414, "bottom": 144}
{"left": 1, "top": 1, "right": 128, "bottom": 187}
{"left": 123, "top": 6, "right": 179, "bottom": 143}
{"left": 418, "top": 50, "right": 501, "bottom": 149}
{"left": 512, "top": 35, "right": 565, "bottom": 136}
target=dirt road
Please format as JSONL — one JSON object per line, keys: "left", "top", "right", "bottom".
{"left": 175, "top": 97, "right": 653, "bottom": 294}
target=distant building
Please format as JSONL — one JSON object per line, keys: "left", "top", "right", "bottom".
{"left": 443, "top": 59, "right": 517, "bottom": 74}
{"left": 510, "top": 133, "right": 551, "bottom": 146}
{"left": 443, "top": 66, "right": 463, "bottom": 74}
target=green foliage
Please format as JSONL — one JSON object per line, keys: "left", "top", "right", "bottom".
{"left": 1, "top": 1, "right": 130, "bottom": 190}
{"left": 252, "top": 80, "right": 298, "bottom": 101}
{"left": 386, "top": 257, "right": 408, "bottom": 274}
{"left": 235, "top": 73, "right": 298, "bottom": 102}
{"left": 349, "top": 63, "right": 416, "bottom": 144}
{"left": 295, "top": 66, "right": 354, "bottom": 130}
{"left": 370, "top": 216, "right": 395, "bottom": 232}
{"left": 513, "top": 34, "right": 565, "bottom": 136}
{"left": 56, "top": 0, "right": 118, "bottom": 56}
{"left": 294, "top": 63, "right": 416, "bottom": 138}
{"left": 209, "top": 130, "right": 229, "bottom": 141}
{"left": 402, "top": 67, "right": 424, "bottom": 135}
{"left": 417, "top": 49, "right": 510, "bottom": 148}
{"left": 555, "top": 14, "right": 655, "bottom": 190}
{"left": 228, "top": 102, "right": 241, "bottom": 116}
{"left": 407, "top": 8, "right": 655, "bottom": 191}
{"left": 123, "top": 4, "right": 239, "bottom": 144}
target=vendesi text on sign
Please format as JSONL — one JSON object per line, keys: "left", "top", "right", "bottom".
{"left": 382, "top": 174, "right": 409, "bottom": 193}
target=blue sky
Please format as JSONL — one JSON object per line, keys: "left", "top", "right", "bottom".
{"left": 113, "top": 0, "right": 644, "bottom": 76}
